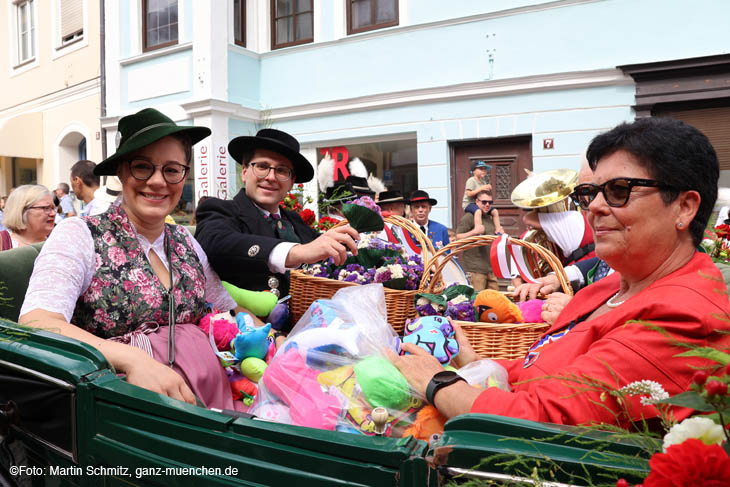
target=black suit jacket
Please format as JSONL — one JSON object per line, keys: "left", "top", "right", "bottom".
{"left": 195, "top": 190, "right": 319, "bottom": 299}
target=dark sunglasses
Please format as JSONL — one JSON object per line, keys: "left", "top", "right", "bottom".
{"left": 570, "top": 177, "right": 673, "bottom": 210}
{"left": 477, "top": 199, "right": 493, "bottom": 204}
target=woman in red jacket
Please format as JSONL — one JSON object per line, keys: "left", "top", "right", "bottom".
{"left": 391, "top": 117, "right": 730, "bottom": 427}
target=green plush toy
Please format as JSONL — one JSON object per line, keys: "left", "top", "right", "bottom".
{"left": 222, "top": 281, "right": 278, "bottom": 317}
{"left": 354, "top": 356, "right": 411, "bottom": 410}
{"left": 240, "top": 357, "right": 268, "bottom": 383}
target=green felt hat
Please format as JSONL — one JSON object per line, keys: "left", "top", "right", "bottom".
{"left": 95, "top": 108, "right": 211, "bottom": 176}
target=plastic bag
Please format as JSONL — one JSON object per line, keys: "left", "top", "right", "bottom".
{"left": 457, "top": 358, "right": 510, "bottom": 391}
{"left": 250, "top": 284, "right": 423, "bottom": 436}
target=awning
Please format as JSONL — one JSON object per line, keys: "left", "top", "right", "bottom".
{"left": 0, "top": 112, "right": 43, "bottom": 159}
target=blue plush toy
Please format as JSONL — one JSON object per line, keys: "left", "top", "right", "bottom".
{"left": 231, "top": 312, "right": 271, "bottom": 361}
{"left": 399, "top": 315, "right": 459, "bottom": 365}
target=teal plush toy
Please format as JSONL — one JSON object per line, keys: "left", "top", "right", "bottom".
{"left": 231, "top": 312, "right": 271, "bottom": 361}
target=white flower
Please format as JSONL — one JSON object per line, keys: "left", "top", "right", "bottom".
{"left": 662, "top": 416, "right": 725, "bottom": 452}
{"left": 619, "top": 380, "right": 669, "bottom": 406}
{"left": 416, "top": 297, "right": 430, "bottom": 307}
{"left": 388, "top": 264, "right": 405, "bottom": 279}
{"left": 449, "top": 295, "right": 468, "bottom": 305}
{"left": 701, "top": 238, "right": 716, "bottom": 253}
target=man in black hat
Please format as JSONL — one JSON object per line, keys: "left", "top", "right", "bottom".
{"left": 195, "top": 129, "right": 359, "bottom": 322}
{"left": 409, "top": 190, "right": 450, "bottom": 251}
{"left": 377, "top": 189, "right": 407, "bottom": 217}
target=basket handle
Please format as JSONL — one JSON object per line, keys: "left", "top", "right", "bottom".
{"left": 419, "top": 234, "right": 573, "bottom": 296}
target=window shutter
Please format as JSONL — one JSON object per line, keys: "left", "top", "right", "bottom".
{"left": 60, "top": 0, "right": 83, "bottom": 39}
{"left": 663, "top": 107, "right": 730, "bottom": 171}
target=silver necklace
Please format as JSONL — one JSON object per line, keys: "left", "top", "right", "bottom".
{"left": 605, "top": 291, "right": 627, "bottom": 308}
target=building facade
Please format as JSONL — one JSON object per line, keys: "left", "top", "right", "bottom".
{"left": 0, "top": 0, "right": 102, "bottom": 198}
{"left": 102, "top": 0, "right": 730, "bottom": 230}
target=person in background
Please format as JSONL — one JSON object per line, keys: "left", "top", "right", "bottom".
{"left": 20, "top": 108, "right": 246, "bottom": 410}
{"left": 195, "top": 129, "right": 359, "bottom": 323}
{"left": 92, "top": 176, "right": 123, "bottom": 215}
{"left": 55, "top": 182, "right": 76, "bottom": 220}
{"left": 70, "top": 160, "right": 102, "bottom": 217}
{"left": 0, "top": 195, "right": 7, "bottom": 231}
{"left": 462, "top": 160, "right": 503, "bottom": 234}
{"left": 455, "top": 189, "right": 499, "bottom": 291}
{"left": 392, "top": 117, "right": 730, "bottom": 429}
{"left": 409, "top": 190, "right": 450, "bottom": 251}
{"left": 377, "top": 190, "right": 407, "bottom": 217}
{"left": 0, "top": 185, "right": 55, "bottom": 251}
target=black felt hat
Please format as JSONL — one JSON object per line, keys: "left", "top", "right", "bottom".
{"left": 344, "top": 176, "right": 374, "bottom": 195}
{"left": 228, "top": 128, "right": 314, "bottom": 183}
{"left": 95, "top": 108, "right": 211, "bottom": 176}
{"left": 377, "top": 190, "right": 408, "bottom": 204}
{"left": 409, "top": 190, "right": 437, "bottom": 206}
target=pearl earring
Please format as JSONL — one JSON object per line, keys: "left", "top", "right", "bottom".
{"left": 677, "top": 222, "right": 684, "bottom": 228}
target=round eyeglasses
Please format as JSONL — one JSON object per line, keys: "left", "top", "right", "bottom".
{"left": 248, "top": 162, "right": 294, "bottom": 182}
{"left": 570, "top": 177, "right": 674, "bottom": 210}
{"left": 127, "top": 160, "right": 189, "bottom": 184}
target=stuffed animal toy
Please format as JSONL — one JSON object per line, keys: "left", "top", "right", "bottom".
{"left": 517, "top": 299, "right": 545, "bottom": 323}
{"left": 399, "top": 315, "right": 459, "bottom": 365}
{"left": 240, "top": 357, "right": 267, "bottom": 383}
{"left": 222, "top": 281, "right": 279, "bottom": 317}
{"left": 403, "top": 405, "right": 447, "bottom": 443}
{"left": 198, "top": 311, "right": 239, "bottom": 351}
{"left": 267, "top": 301, "right": 290, "bottom": 331}
{"left": 262, "top": 348, "right": 342, "bottom": 430}
{"left": 228, "top": 371, "right": 258, "bottom": 406}
{"left": 353, "top": 356, "right": 412, "bottom": 410}
{"left": 473, "top": 290, "right": 523, "bottom": 323}
{"left": 231, "top": 312, "right": 271, "bottom": 361}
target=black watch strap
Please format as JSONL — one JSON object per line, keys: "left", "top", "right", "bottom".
{"left": 426, "top": 371, "right": 466, "bottom": 404}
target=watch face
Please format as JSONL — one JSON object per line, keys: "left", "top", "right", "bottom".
{"left": 433, "top": 370, "right": 461, "bottom": 385}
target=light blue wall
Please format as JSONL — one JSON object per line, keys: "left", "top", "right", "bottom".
{"left": 182, "top": 0, "right": 193, "bottom": 43}
{"left": 119, "top": 2, "right": 132, "bottom": 58}
{"left": 228, "top": 50, "right": 262, "bottom": 109}
{"left": 258, "top": 0, "right": 730, "bottom": 108}
{"left": 121, "top": 49, "right": 194, "bottom": 111}
{"left": 406, "top": 0, "right": 557, "bottom": 25}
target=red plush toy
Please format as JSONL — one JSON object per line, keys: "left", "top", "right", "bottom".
{"left": 198, "top": 312, "right": 239, "bottom": 351}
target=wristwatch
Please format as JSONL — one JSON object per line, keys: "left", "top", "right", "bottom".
{"left": 426, "top": 371, "right": 466, "bottom": 404}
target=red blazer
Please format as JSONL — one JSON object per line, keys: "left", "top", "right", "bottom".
{"left": 471, "top": 252, "right": 730, "bottom": 427}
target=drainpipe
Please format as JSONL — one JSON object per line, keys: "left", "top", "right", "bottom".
{"left": 99, "top": 0, "right": 107, "bottom": 161}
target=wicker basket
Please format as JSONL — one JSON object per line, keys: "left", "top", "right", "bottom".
{"left": 289, "top": 215, "right": 438, "bottom": 333}
{"left": 419, "top": 235, "right": 573, "bottom": 360}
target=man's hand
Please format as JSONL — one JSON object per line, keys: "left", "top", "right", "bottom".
{"left": 285, "top": 224, "right": 360, "bottom": 267}
{"left": 512, "top": 274, "right": 561, "bottom": 301}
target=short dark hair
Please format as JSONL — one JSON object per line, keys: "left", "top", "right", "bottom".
{"left": 586, "top": 117, "right": 718, "bottom": 247}
{"left": 70, "top": 160, "right": 100, "bottom": 188}
{"left": 474, "top": 189, "right": 492, "bottom": 200}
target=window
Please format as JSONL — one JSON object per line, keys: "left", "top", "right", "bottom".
{"left": 347, "top": 0, "right": 398, "bottom": 35}
{"left": 15, "top": 0, "right": 36, "bottom": 65}
{"left": 59, "top": 0, "right": 83, "bottom": 46}
{"left": 233, "top": 0, "right": 245, "bottom": 47}
{"left": 143, "top": 0, "right": 178, "bottom": 52}
{"left": 271, "top": 0, "right": 313, "bottom": 50}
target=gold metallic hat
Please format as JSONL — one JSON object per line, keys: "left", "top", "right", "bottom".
{"left": 510, "top": 169, "right": 578, "bottom": 209}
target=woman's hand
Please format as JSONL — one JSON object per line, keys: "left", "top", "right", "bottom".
{"left": 387, "top": 343, "right": 444, "bottom": 396}
{"left": 122, "top": 349, "right": 197, "bottom": 405}
{"left": 512, "top": 274, "right": 561, "bottom": 301}
{"left": 541, "top": 292, "right": 572, "bottom": 325}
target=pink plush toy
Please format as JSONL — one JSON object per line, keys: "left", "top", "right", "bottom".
{"left": 198, "top": 312, "right": 239, "bottom": 351}
{"left": 262, "top": 348, "right": 342, "bottom": 430}
{"left": 517, "top": 299, "right": 545, "bottom": 323}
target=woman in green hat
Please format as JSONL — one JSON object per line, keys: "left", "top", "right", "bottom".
{"left": 19, "top": 108, "right": 246, "bottom": 410}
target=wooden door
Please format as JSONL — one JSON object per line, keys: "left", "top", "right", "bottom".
{"left": 450, "top": 136, "right": 533, "bottom": 236}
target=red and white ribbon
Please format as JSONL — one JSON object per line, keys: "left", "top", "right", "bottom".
{"left": 509, "top": 243, "right": 540, "bottom": 284}
{"left": 490, "top": 234, "right": 512, "bottom": 279}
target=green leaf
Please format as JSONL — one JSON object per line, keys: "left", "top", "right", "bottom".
{"left": 675, "top": 347, "right": 730, "bottom": 365}
{"left": 342, "top": 204, "right": 384, "bottom": 233}
{"left": 357, "top": 248, "right": 401, "bottom": 269}
{"left": 654, "top": 391, "right": 715, "bottom": 412}
{"left": 384, "top": 277, "right": 407, "bottom": 290}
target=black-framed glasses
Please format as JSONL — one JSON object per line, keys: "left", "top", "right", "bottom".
{"left": 248, "top": 162, "right": 294, "bottom": 182}
{"left": 570, "top": 177, "right": 672, "bottom": 210}
{"left": 477, "top": 199, "right": 493, "bottom": 204}
{"left": 128, "top": 159, "right": 189, "bottom": 184}
{"left": 26, "top": 205, "right": 56, "bottom": 214}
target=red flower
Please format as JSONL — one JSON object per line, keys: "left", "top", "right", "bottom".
{"left": 299, "top": 208, "right": 315, "bottom": 226}
{"left": 706, "top": 380, "right": 728, "bottom": 397}
{"left": 616, "top": 479, "right": 629, "bottom": 487}
{"left": 644, "top": 438, "right": 730, "bottom": 486}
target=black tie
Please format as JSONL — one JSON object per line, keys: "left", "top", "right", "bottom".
{"left": 420, "top": 225, "right": 427, "bottom": 235}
